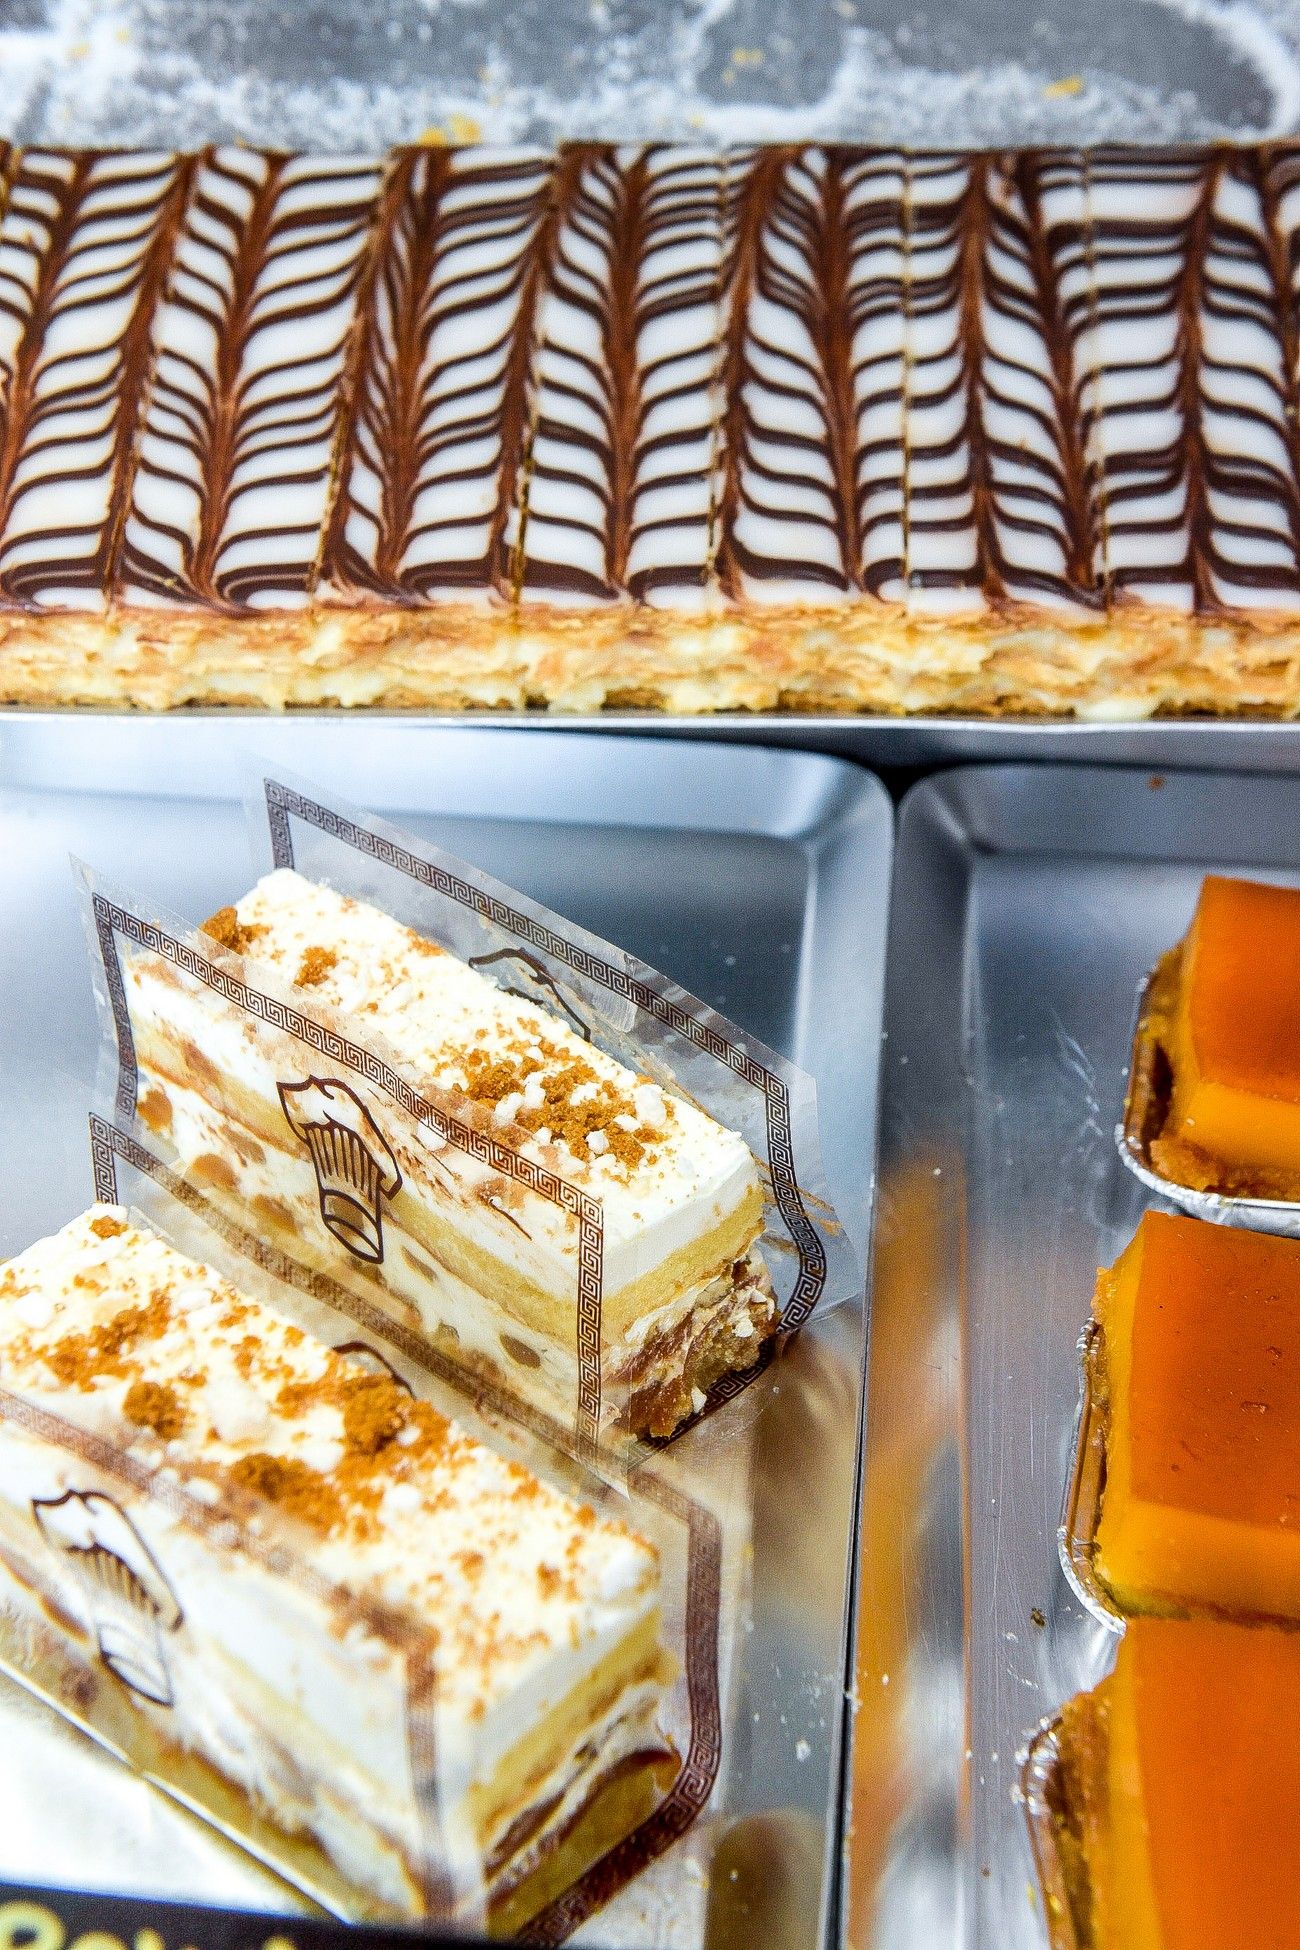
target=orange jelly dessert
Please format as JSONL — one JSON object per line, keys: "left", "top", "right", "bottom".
{"left": 1152, "top": 873, "right": 1300, "bottom": 1194}
{"left": 1094, "top": 1209, "right": 1300, "bottom": 1621}
{"left": 1051, "top": 1617, "right": 1300, "bottom": 1950}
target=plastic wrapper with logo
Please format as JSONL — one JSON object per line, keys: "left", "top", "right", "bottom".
{"left": 0, "top": 1120, "right": 751, "bottom": 1942}
{"left": 0, "top": 1218, "right": 481, "bottom": 1928}
{"left": 78, "top": 766, "right": 855, "bottom": 1487}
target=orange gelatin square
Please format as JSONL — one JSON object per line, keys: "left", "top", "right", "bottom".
{"left": 1164, "top": 873, "right": 1300, "bottom": 1183}
{"left": 1061, "top": 1617, "right": 1300, "bottom": 1950}
{"left": 1095, "top": 1209, "right": 1300, "bottom": 1622}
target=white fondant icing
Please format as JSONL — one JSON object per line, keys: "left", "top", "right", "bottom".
{"left": 517, "top": 144, "right": 724, "bottom": 608}
{"left": 120, "top": 148, "right": 383, "bottom": 609}
{"left": 328, "top": 145, "right": 550, "bottom": 601}
{"left": 0, "top": 149, "right": 180, "bottom": 610}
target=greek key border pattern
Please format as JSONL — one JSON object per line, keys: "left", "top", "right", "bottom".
{"left": 266, "top": 780, "right": 828, "bottom": 1331}
{"left": 90, "top": 894, "right": 606, "bottom": 1460}
{"left": 521, "top": 1474, "right": 724, "bottom": 1946}
{"left": 89, "top": 1116, "right": 464, "bottom": 1921}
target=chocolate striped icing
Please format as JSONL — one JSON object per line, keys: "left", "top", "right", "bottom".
{"left": 325, "top": 145, "right": 553, "bottom": 604}
{"left": 0, "top": 139, "right": 1291, "bottom": 627}
{"left": 717, "top": 146, "right": 863, "bottom": 603}
{"left": 1212, "top": 150, "right": 1300, "bottom": 608}
{"left": 0, "top": 149, "right": 188, "bottom": 610}
{"left": 844, "top": 149, "right": 908, "bottom": 602}
{"left": 901, "top": 152, "right": 1100, "bottom": 613}
{"left": 121, "top": 148, "right": 383, "bottom": 611}
{"left": 510, "top": 143, "right": 725, "bottom": 609}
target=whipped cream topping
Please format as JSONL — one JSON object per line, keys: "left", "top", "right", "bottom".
{"left": 0, "top": 1207, "right": 660, "bottom": 1739}
{"left": 216, "top": 868, "right": 762, "bottom": 1258}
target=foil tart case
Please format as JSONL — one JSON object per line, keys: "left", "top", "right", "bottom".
{"left": 1018, "top": 1719, "right": 1085, "bottom": 1950}
{"left": 1055, "top": 1325, "right": 1124, "bottom": 1636}
{"left": 1117, "top": 962, "right": 1300, "bottom": 1239}
{"left": 1057, "top": 1302, "right": 1300, "bottom": 1640}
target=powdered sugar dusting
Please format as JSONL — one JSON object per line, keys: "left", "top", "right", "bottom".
{"left": 3, "top": 0, "right": 1300, "bottom": 149}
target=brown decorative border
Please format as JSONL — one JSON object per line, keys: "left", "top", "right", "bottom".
{"left": 90, "top": 1113, "right": 723, "bottom": 1945}
{"left": 521, "top": 1468, "right": 722, "bottom": 1947}
{"left": 264, "top": 778, "right": 829, "bottom": 1339}
{"left": 89, "top": 892, "right": 606, "bottom": 1468}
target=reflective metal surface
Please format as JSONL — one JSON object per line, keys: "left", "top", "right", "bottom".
{"left": 0, "top": 719, "right": 891, "bottom": 1944}
{"left": 10, "top": 710, "right": 1300, "bottom": 783}
{"left": 843, "top": 762, "right": 1300, "bottom": 1950}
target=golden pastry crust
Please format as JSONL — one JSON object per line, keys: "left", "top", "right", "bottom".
{"left": 4, "top": 144, "right": 1300, "bottom": 718}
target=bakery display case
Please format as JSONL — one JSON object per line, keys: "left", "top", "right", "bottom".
{"left": 3, "top": 4, "right": 1300, "bottom": 1947}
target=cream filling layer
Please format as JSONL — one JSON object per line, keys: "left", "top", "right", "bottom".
{"left": 0, "top": 1210, "right": 671, "bottom": 1918}
{"left": 123, "top": 946, "right": 763, "bottom": 1327}
{"left": 5, "top": 602, "right": 1300, "bottom": 716}
{"left": 146, "top": 1074, "right": 770, "bottom": 1429}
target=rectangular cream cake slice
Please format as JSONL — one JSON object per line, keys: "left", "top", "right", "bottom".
{"left": 0, "top": 1206, "right": 675, "bottom": 1927}
{"left": 122, "top": 867, "right": 776, "bottom": 1439}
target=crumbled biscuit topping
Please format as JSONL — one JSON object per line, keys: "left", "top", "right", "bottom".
{"left": 294, "top": 944, "right": 338, "bottom": 988}
{"left": 0, "top": 1208, "right": 659, "bottom": 1724}
{"left": 123, "top": 1378, "right": 186, "bottom": 1439}
{"left": 456, "top": 1038, "right": 667, "bottom": 1169}
{"left": 201, "top": 906, "right": 266, "bottom": 957}
{"left": 229, "top": 1450, "right": 343, "bottom": 1535}
{"left": 220, "top": 872, "right": 712, "bottom": 1192}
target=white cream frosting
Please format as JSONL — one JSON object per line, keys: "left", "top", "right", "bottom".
{"left": 0, "top": 1207, "right": 668, "bottom": 1910}
{"left": 125, "top": 868, "right": 762, "bottom": 1311}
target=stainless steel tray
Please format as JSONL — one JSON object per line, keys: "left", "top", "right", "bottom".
{"left": 0, "top": 718, "right": 892, "bottom": 1945}
{"left": 449, "top": 714, "right": 1300, "bottom": 776}
{"left": 12, "top": 709, "right": 1300, "bottom": 776}
{"left": 842, "top": 760, "right": 1300, "bottom": 1950}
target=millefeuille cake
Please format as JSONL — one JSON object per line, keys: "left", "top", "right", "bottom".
{"left": 0, "top": 1205, "right": 675, "bottom": 1929}
{"left": 2, "top": 142, "right": 1300, "bottom": 718}
{"left": 120, "top": 868, "right": 776, "bottom": 1442}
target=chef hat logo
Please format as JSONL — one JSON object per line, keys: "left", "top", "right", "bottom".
{"left": 277, "top": 1075, "right": 402, "bottom": 1265}
{"left": 32, "top": 1490, "right": 183, "bottom": 1707}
